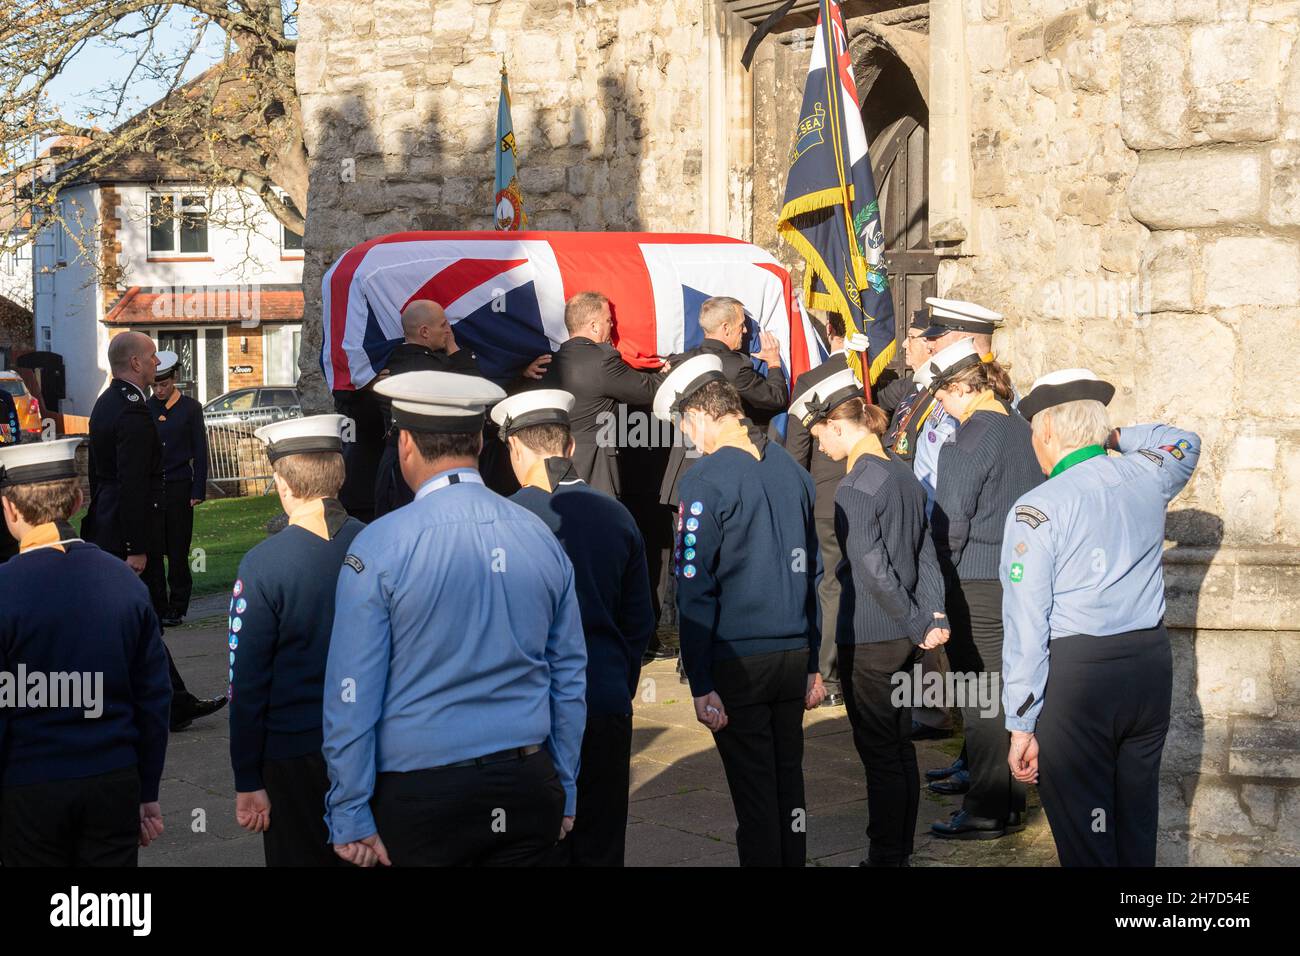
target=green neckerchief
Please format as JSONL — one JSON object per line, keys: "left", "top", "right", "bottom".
{"left": 1050, "top": 444, "right": 1107, "bottom": 479}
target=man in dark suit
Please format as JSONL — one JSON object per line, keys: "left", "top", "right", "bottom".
{"left": 658, "top": 296, "right": 788, "bottom": 508}
{"left": 82, "top": 331, "right": 225, "bottom": 732}
{"left": 537, "top": 291, "right": 664, "bottom": 498}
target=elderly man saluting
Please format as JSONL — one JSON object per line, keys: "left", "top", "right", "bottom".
{"left": 1001, "top": 369, "right": 1200, "bottom": 867}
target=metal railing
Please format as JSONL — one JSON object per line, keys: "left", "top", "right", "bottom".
{"left": 203, "top": 405, "right": 301, "bottom": 495}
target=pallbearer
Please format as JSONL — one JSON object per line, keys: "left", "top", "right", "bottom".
{"left": 492, "top": 389, "right": 656, "bottom": 866}
{"left": 227, "top": 415, "right": 364, "bottom": 866}
{"left": 323, "top": 371, "right": 586, "bottom": 867}
{"left": 791, "top": 368, "right": 949, "bottom": 867}
{"left": 654, "top": 355, "right": 821, "bottom": 867}
{"left": 0, "top": 439, "right": 171, "bottom": 866}
{"left": 145, "top": 350, "right": 209, "bottom": 626}
{"left": 1003, "top": 370, "right": 1199, "bottom": 867}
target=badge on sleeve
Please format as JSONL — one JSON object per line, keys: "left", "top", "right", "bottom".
{"left": 689, "top": 501, "right": 703, "bottom": 516}
{"left": 1009, "top": 563, "right": 1025, "bottom": 583}
{"left": 1137, "top": 449, "right": 1163, "bottom": 467}
{"left": 344, "top": 554, "right": 365, "bottom": 574}
{"left": 1014, "top": 505, "right": 1049, "bottom": 529}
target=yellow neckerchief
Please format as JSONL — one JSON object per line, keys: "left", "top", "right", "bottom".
{"left": 19, "top": 522, "right": 76, "bottom": 554}
{"left": 959, "top": 388, "right": 1007, "bottom": 423}
{"left": 847, "top": 432, "right": 889, "bottom": 472}
{"left": 163, "top": 389, "right": 181, "bottom": 411}
{"left": 712, "top": 418, "right": 760, "bottom": 460}
{"left": 287, "top": 498, "right": 330, "bottom": 541}
{"left": 522, "top": 457, "right": 552, "bottom": 492}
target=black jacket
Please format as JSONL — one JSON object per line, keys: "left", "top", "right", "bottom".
{"left": 82, "top": 379, "right": 164, "bottom": 557}
{"left": 537, "top": 336, "right": 663, "bottom": 497}
{"left": 783, "top": 352, "right": 849, "bottom": 519}
{"left": 659, "top": 337, "right": 789, "bottom": 505}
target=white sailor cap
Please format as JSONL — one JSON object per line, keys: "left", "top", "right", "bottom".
{"left": 490, "top": 389, "right": 576, "bottom": 438}
{"left": 924, "top": 338, "right": 983, "bottom": 388}
{"left": 653, "top": 354, "right": 727, "bottom": 422}
{"left": 1018, "top": 368, "right": 1115, "bottom": 421}
{"left": 374, "top": 370, "right": 506, "bottom": 434}
{"left": 790, "top": 367, "right": 861, "bottom": 429}
{"left": 0, "top": 437, "right": 82, "bottom": 487}
{"left": 921, "top": 297, "right": 1004, "bottom": 338}
{"left": 155, "top": 350, "right": 180, "bottom": 380}
{"left": 254, "top": 414, "right": 348, "bottom": 462}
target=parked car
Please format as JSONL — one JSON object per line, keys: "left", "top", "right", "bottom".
{"left": 202, "top": 386, "right": 302, "bottom": 426}
{"left": 0, "top": 370, "right": 45, "bottom": 437}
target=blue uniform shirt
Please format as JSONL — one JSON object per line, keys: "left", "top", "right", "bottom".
{"left": 1000, "top": 424, "right": 1200, "bottom": 733}
{"left": 911, "top": 397, "right": 957, "bottom": 512}
{"left": 322, "top": 467, "right": 587, "bottom": 844}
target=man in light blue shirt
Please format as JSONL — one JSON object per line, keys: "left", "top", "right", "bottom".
{"left": 322, "top": 370, "right": 587, "bottom": 867}
{"left": 1001, "top": 368, "right": 1199, "bottom": 866}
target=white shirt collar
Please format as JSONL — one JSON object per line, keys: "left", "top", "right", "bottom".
{"left": 414, "top": 466, "right": 483, "bottom": 501}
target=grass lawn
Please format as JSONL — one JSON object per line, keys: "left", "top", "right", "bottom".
{"left": 71, "top": 492, "right": 285, "bottom": 600}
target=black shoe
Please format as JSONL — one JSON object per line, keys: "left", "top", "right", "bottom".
{"left": 1004, "top": 810, "right": 1026, "bottom": 834}
{"left": 910, "top": 721, "right": 953, "bottom": 741}
{"left": 930, "top": 809, "right": 1006, "bottom": 840}
{"left": 925, "top": 756, "right": 967, "bottom": 781}
{"left": 160, "top": 615, "right": 183, "bottom": 628}
{"left": 819, "top": 693, "right": 845, "bottom": 709}
{"left": 170, "top": 695, "right": 228, "bottom": 732}
{"left": 857, "top": 855, "right": 910, "bottom": 867}
{"left": 927, "top": 769, "right": 970, "bottom": 795}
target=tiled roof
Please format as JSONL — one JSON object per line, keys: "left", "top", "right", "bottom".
{"left": 67, "top": 151, "right": 198, "bottom": 187}
{"left": 103, "top": 286, "right": 303, "bottom": 326}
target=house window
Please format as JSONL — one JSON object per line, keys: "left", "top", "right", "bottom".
{"left": 148, "top": 193, "right": 209, "bottom": 255}
{"left": 55, "top": 202, "right": 67, "bottom": 262}
{"left": 280, "top": 195, "right": 303, "bottom": 253}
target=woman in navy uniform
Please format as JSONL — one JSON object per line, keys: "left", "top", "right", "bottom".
{"left": 793, "top": 367, "right": 949, "bottom": 866}
{"left": 1003, "top": 370, "right": 1199, "bottom": 866}
{"left": 494, "top": 389, "right": 656, "bottom": 866}
{"left": 0, "top": 439, "right": 171, "bottom": 866}
{"left": 228, "top": 415, "right": 365, "bottom": 866}
{"left": 926, "top": 339, "right": 1042, "bottom": 840}
{"left": 145, "top": 350, "right": 208, "bottom": 626}
{"left": 654, "top": 355, "right": 822, "bottom": 867}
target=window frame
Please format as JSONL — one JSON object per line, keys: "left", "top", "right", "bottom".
{"left": 147, "top": 191, "right": 211, "bottom": 258}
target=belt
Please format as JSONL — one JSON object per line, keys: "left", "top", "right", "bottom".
{"left": 438, "top": 744, "right": 542, "bottom": 770}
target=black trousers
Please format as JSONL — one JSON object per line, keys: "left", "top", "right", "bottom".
{"left": 944, "top": 577, "right": 1025, "bottom": 821}
{"left": 262, "top": 752, "right": 344, "bottom": 867}
{"left": 144, "top": 480, "right": 196, "bottom": 617}
{"left": 372, "top": 748, "right": 564, "bottom": 866}
{"left": 552, "top": 713, "right": 633, "bottom": 867}
{"left": 1036, "top": 626, "right": 1172, "bottom": 867}
{"left": 814, "top": 510, "right": 840, "bottom": 689}
{"left": 372, "top": 443, "right": 412, "bottom": 520}
{"left": 840, "top": 639, "right": 921, "bottom": 864}
{"left": 711, "top": 648, "right": 808, "bottom": 867}
{"left": 0, "top": 766, "right": 140, "bottom": 866}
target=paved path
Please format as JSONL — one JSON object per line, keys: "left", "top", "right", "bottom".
{"left": 149, "top": 609, "right": 1058, "bottom": 867}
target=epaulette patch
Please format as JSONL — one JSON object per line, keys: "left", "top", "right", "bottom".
{"left": 344, "top": 554, "right": 365, "bottom": 574}
{"left": 1015, "top": 505, "right": 1049, "bottom": 529}
{"left": 1159, "top": 444, "right": 1185, "bottom": 461}
{"left": 1137, "top": 449, "right": 1163, "bottom": 467}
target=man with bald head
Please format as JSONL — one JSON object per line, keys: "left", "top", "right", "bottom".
{"left": 83, "top": 332, "right": 226, "bottom": 731}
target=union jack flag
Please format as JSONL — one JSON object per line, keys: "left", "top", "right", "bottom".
{"left": 321, "top": 231, "right": 824, "bottom": 391}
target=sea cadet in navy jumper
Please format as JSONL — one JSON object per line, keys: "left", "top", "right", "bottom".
{"left": 1004, "top": 370, "right": 1199, "bottom": 867}
{"left": 792, "top": 367, "right": 949, "bottom": 867}
{"left": 654, "top": 354, "right": 822, "bottom": 867}
{"left": 928, "top": 339, "right": 1043, "bottom": 841}
{"left": 144, "top": 350, "right": 209, "bottom": 626}
{"left": 494, "top": 388, "right": 656, "bottom": 867}
{"left": 227, "top": 414, "right": 364, "bottom": 867}
{"left": 0, "top": 438, "right": 171, "bottom": 866}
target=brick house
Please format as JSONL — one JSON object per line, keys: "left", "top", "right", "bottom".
{"left": 33, "top": 151, "right": 304, "bottom": 414}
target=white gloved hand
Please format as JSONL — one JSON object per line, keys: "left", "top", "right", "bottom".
{"left": 845, "top": 332, "right": 871, "bottom": 352}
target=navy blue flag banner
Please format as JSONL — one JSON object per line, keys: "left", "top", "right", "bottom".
{"left": 777, "top": 0, "right": 895, "bottom": 386}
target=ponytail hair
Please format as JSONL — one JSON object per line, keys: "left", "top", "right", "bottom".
{"left": 825, "top": 397, "right": 889, "bottom": 437}
{"left": 942, "top": 358, "right": 1014, "bottom": 403}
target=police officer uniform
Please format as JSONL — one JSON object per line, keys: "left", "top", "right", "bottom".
{"left": 783, "top": 351, "right": 852, "bottom": 706}
{"left": 227, "top": 415, "right": 364, "bottom": 867}
{"left": 144, "top": 351, "right": 209, "bottom": 625}
{"left": 927, "top": 339, "right": 1042, "bottom": 839}
{"left": 494, "top": 390, "right": 656, "bottom": 866}
{"left": 535, "top": 335, "right": 664, "bottom": 498}
{"left": 371, "top": 340, "right": 481, "bottom": 517}
{"left": 323, "top": 371, "right": 587, "bottom": 866}
{"left": 655, "top": 356, "right": 820, "bottom": 867}
{"left": 1002, "top": 370, "right": 1199, "bottom": 867}
{"left": 0, "top": 439, "right": 171, "bottom": 866}
{"left": 82, "top": 361, "right": 226, "bottom": 731}
{"left": 791, "top": 369, "right": 948, "bottom": 866}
